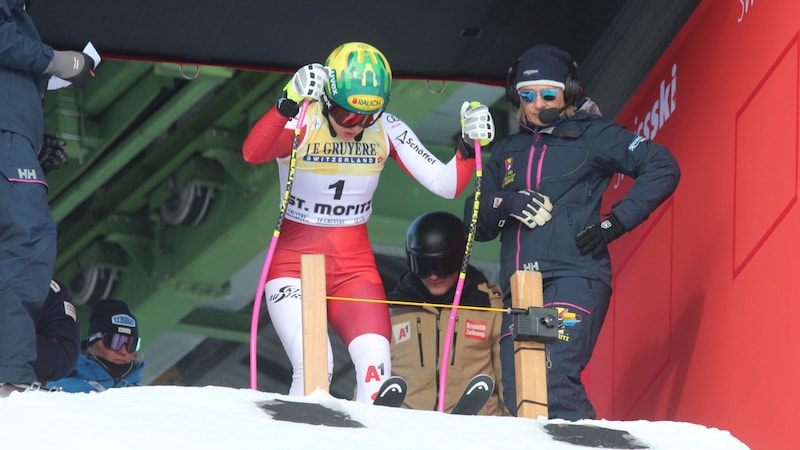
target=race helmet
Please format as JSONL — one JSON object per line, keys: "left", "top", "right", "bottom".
{"left": 405, "top": 211, "right": 467, "bottom": 278}
{"left": 324, "top": 42, "right": 392, "bottom": 116}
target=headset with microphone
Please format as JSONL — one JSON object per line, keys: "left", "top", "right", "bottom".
{"left": 504, "top": 55, "right": 583, "bottom": 124}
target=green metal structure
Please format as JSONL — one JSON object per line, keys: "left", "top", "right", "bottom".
{"left": 43, "top": 60, "right": 504, "bottom": 381}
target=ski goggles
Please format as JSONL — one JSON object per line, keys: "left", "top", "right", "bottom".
{"left": 102, "top": 333, "right": 141, "bottom": 353}
{"left": 518, "top": 88, "right": 559, "bottom": 103}
{"left": 328, "top": 103, "right": 383, "bottom": 128}
{"left": 408, "top": 254, "right": 462, "bottom": 279}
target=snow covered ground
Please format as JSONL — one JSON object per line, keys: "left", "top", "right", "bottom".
{"left": 0, "top": 385, "right": 749, "bottom": 449}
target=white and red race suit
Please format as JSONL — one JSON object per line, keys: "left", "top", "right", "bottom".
{"left": 243, "top": 101, "right": 474, "bottom": 402}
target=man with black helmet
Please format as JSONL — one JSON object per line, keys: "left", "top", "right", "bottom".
{"left": 387, "top": 211, "right": 507, "bottom": 415}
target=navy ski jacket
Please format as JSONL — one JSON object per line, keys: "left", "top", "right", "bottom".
{"left": 34, "top": 280, "right": 80, "bottom": 382}
{"left": 471, "top": 108, "right": 680, "bottom": 296}
{"left": 0, "top": 0, "right": 55, "bottom": 151}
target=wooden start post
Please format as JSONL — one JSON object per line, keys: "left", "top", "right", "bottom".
{"left": 510, "top": 270, "right": 549, "bottom": 419}
{"left": 301, "top": 254, "right": 329, "bottom": 395}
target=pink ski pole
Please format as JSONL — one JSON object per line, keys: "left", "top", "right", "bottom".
{"left": 249, "top": 99, "right": 310, "bottom": 389}
{"left": 437, "top": 139, "right": 482, "bottom": 411}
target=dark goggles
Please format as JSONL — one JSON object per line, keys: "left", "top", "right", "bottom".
{"left": 102, "top": 333, "right": 141, "bottom": 353}
{"left": 328, "top": 103, "right": 383, "bottom": 128}
{"left": 409, "top": 254, "right": 462, "bottom": 278}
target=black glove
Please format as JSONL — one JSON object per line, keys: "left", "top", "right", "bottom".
{"left": 575, "top": 212, "right": 626, "bottom": 258}
{"left": 44, "top": 51, "right": 95, "bottom": 88}
{"left": 276, "top": 92, "right": 300, "bottom": 118}
{"left": 38, "top": 134, "right": 69, "bottom": 173}
{"left": 455, "top": 136, "right": 475, "bottom": 159}
{"left": 480, "top": 190, "right": 553, "bottom": 229}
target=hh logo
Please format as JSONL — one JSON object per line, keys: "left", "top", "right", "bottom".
{"left": 17, "top": 168, "right": 38, "bottom": 180}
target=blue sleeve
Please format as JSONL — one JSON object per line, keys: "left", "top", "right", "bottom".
{"left": 590, "top": 119, "right": 681, "bottom": 230}
{"left": 46, "top": 376, "right": 97, "bottom": 393}
{"left": 34, "top": 281, "right": 81, "bottom": 382}
{"left": 0, "top": 0, "right": 55, "bottom": 72}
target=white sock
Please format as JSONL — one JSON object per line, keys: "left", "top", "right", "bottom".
{"left": 347, "top": 333, "right": 391, "bottom": 403}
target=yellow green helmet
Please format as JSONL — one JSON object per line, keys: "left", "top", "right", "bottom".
{"left": 324, "top": 42, "right": 392, "bottom": 115}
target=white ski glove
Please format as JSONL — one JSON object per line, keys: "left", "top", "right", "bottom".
{"left": 460, "top": 101, "right": 495, "bottom": 146}
{"left": 284, "top": 63, "right": 329, "bottom": 103}
{"left": 507, "top": 190, "right": 553, "bottom": 228}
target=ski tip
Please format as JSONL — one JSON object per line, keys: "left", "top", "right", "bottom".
{"left": 378, "top": 381, "right": 405, "bottom": 397}
{"left": 470, "top": 374, "right": 494, "bottom": 382}
{"left": 451, "top": 374, "right": 495, "bottom": 416}
{"left": 372, "top": 376, "right": 408, "bottom": 407}
{"left": 465, "top": 381, "right": 492, "bottom": 395}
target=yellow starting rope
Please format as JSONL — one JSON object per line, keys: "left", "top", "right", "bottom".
{"left": 325, "top": 295, "right": 510, "bottom": 313}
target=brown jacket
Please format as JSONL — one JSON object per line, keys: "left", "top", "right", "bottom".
{"left": 388, "top": 267, "right": 507, "bottom": 415}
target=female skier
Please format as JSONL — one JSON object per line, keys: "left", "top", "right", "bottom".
{"left": 242, "top": 41, "right": 494, "bottom": 402}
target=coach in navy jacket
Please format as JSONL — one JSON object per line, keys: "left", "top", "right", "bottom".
{"left": 0, "top": 0, "right": 93, "bottom": 390}
{"left": 466, "top": 44, "right": 680, "bottom": 421}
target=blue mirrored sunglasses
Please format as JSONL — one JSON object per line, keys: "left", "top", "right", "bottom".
{"left": 518, "top": 88, "right": 559, "bottom": 103}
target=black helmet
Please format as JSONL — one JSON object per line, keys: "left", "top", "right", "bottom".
{"left": 405, "top": 211, "right": 466, "bottom": 278}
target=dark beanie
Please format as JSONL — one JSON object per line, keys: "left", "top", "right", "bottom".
{"left": 87, "top": 299, "right": 138, "bottom": 344}
{"left": 515, "top": 44, "right": 573, "bottom": 91}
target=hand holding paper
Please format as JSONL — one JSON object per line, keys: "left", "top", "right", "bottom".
{"left": 47, "top": 42, "right": 101, "bottom": 90}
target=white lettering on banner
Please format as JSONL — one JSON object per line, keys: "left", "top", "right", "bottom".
{"left": 738, "top": 0, "right": 755, "bottom": 23}
{"left": 303, "top": 155, "right": 376, "bottom": 164}
{"left": 633, "top": 64, "right": 678, "bottom": 141}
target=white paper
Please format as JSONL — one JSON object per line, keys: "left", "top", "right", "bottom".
{"left": 47, "top": 41, "right": 101, "bottom": 90}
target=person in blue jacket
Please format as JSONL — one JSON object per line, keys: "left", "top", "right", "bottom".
{"left": 0, "top": 0, "right": 94, "bottom": 396}
{"left": 48, "top": 299, "right": 144, "bottom": 393}
{"left": 466, "top": 44, "right": 680, "bottom": 420}
{"left": 34, "top": 280, "right": 81, "bottom": 383}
